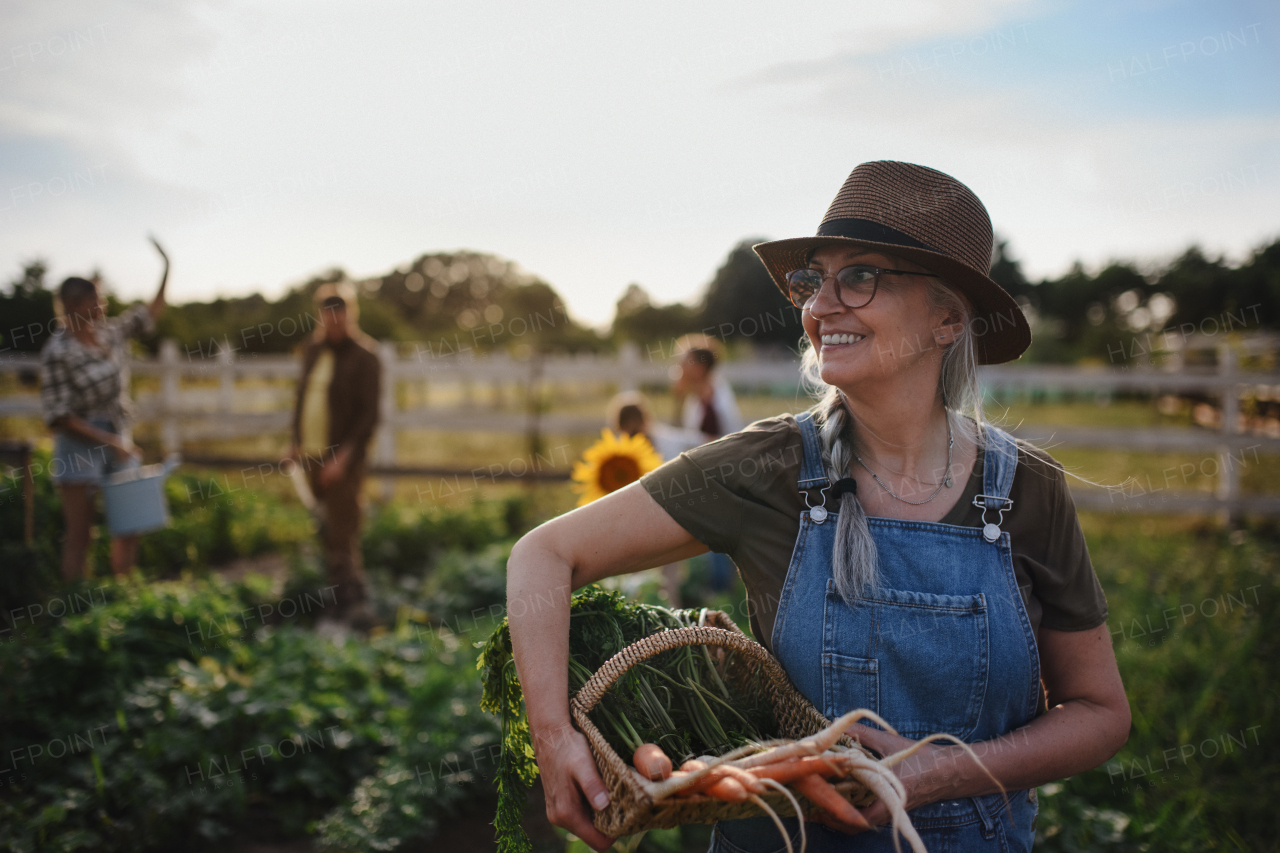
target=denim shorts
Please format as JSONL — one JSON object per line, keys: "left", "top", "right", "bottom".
{"left": 51, "top": 419, "right": 138, "bottom": 485}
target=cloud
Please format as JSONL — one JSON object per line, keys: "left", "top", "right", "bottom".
{"left": 723, "top": 5, "right": 1279, "bottom": 279}
{"left": 0, "top": 0, "right": 1273, "bottom": 325}
{"left": 0, "top": 1, "right": 215, "bottom": 143}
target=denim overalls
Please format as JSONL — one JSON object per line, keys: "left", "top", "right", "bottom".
{"left": 710, "top": 411, "right": 1040, "bottom": 852}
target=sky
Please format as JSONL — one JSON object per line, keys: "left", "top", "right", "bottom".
{"left": 1, "top": 0, "right": 1277, "bottom": 328}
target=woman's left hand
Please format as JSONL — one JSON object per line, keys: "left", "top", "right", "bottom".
{"left": 808, "top": 724, "right": 943, "bottom": 834}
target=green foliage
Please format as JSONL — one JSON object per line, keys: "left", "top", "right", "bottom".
{"left": 0, "top": 575, "right": 499, "bottom": 853}
{"left": 360, "top": 497, "right": 526, "bottom": 576}
{"left": 1034, "top": 516, "right": 1280, "bottom": 851}
{"left": 700, "top": 239, "right": 805, "bottom": 351}
{"left": 611, "top": 284, "right": 703, "bottom": 347}
{"left": 0, "top": 261, "right": 56, "bottom": 353}
{"left": 0, "top": 456, "right": 63, "bottom": 614}
{"left": 994, "top": 238, "right": 1280, "bottom": 364}
{"left": 478, "top": 586, "right": 777, "bottom": 853}
{"left": 0, "top": 453, "right": 314, "bottom": 616}
{"left": 311, "top": 622, "right": 500, "bottom": 852}
{"left": 477, "top": 598, "right": 542, "bottom": 853}
{"left": 153, "top": 251, "right": 600, "bottom": 357}
{"left": 6, "top": 456, "right": 1278, "bottom": 852}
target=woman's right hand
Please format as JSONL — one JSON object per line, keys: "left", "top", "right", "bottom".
{"left": 534, "top": 722, "right": 616, "bottom": 852}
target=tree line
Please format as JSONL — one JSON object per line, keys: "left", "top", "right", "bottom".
{"left": 2, "top": 238, "right": 1276, "bottom": 365}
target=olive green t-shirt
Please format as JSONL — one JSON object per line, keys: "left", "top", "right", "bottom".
{"left": 640, "top": 413, "right": 1108, "bottom": 653}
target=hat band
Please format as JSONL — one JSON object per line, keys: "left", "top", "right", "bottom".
{"left": 815, "top": 217, "right": 938, "bottom": 254}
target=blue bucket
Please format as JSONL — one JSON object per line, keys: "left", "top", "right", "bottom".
{"left": 102, "top": 456, "right": 179, "bottom": 537}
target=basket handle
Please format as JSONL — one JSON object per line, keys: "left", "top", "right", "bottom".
{"left": 570, "top": 625, "right": 787, "bottom": 715}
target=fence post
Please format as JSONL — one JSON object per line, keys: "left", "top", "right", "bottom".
{"left": 619, "top": 341, "right": 639, "bottom": 392}
{"left": 525, "top": 351, "right": 545, "bottom": 474}
{"left": 1217, "top": 343, "right": 1239, "bottom": 524}
{"left": 159, "top": 339, "right": 180, "bottom": 455}
{"left": 377, "top": 342, "right": 397, "bottom": 501}
{"left": 217, "top": 342, "right": 234, "bottom": 415}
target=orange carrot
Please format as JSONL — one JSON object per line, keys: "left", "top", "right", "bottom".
{"left": 719, "top": 765, "right": 766, "bottom": 794}
{"left": 792, "top": 775, "right": 870, "bottom": 829}
{"left": 752, "top": 755, "right": 840, "bottom": 784}
{"left": 674, "top": 764, "right": 766, "bottom": 798}
{"left": 677, "top": 759, "right": 723, "bottom": 795}
{"left": 687, "top": 768, "right": 731, "bottom": 794}
{"left": 704, "top": 776, "right": 749, "bottom": 802}
{"left": 633, "top": 743, "right": 673, "bottom": 781}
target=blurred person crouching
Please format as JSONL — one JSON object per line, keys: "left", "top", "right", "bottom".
{"left": 608, "top": 392, "right": 688, "bottom": 604}
{"left": 289, "top": 283, "right": 381, "bottom": 629}
{"left": 39, "top": 239, "right": 168, "bottom": 581}
{"left": 608, "top": 390, "right": 696, "bottom": 461}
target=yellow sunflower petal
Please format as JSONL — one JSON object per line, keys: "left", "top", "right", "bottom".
{"left": 571, "top": 429, "right": 664, "bottom": 505}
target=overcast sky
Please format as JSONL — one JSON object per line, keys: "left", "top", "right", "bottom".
{"left": 1, "top": 0, "right": 1276, "bottom": 327}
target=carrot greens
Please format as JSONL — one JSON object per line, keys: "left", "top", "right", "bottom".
{"left": 478, "top": 586, "right": 776, "bottom": 853}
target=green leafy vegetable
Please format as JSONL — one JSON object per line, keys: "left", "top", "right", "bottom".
{"left": 478, "top": 586, "right": 776, "bottom": 853}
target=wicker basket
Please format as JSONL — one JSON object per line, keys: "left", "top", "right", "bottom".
{"left": 569, "top": 610, "right": 877, "bottom": 837}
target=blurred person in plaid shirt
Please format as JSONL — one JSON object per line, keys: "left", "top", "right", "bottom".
{"left": 39, "top": 238, "right": 169, "bottom": 581}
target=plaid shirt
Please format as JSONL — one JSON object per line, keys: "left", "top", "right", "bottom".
{"left": 39, "top": 304, "right": 154, "bottom": 429}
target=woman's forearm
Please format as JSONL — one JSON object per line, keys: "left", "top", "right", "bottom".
{"left": 149, "top": 236, "right": 169, "bottom": 319}
{"left": 507, "top": 534, "right": 577, "bottom": 751}
{"left": 904, "top": 698, "right": 1129, "bottom": 803}
{"left": 506, "top": 486, "right": 705, "bottom": 752}
{"left": 56, "top": 415, "right": 123, "bottom": 450}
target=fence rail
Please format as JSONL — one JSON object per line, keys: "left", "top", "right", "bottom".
{"left": 2, "top": 340, "right": 1277, "bottom": 516}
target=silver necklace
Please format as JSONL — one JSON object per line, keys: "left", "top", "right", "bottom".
{"left": 860, "top": 454, "right": 951, "bottom": 487}
{"left": 854, "top": 418, "right": 954, "bottom": 506}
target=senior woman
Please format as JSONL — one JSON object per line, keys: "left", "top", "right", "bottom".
{"left": 39, "top": 238, "right": 169, "bottom": 581}
{"left": 508, "top": 162, "right": 1129, "bottom": 852}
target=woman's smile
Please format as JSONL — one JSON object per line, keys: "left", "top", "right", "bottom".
{"left": 819, "top": 332, "right": 866, "bottom": 348}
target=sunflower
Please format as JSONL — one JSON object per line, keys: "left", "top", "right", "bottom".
{"left": 571, "top": 429, "right": 664, "bottom": 506}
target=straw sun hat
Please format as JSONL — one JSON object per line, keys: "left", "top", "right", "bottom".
{"left": 753, "top": 160, "right": 1030, "bottom": 364}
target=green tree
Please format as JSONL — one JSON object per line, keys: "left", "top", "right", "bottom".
{"left": 700, "top": 239, "right": 804, "bottom": 350}
{"left": 0, "top": 260, "right": 56, "bottom": 353}
{"left": 610, "top": 283, "right": 701, "bottom": 345}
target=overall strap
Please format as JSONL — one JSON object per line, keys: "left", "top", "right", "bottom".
{"left": 974, "top": 424, "right": 1018, "bottom": 542}
{"left": 794, "top": 411, "right": 828, "bottom": 490}
{"left": 982, "top": 425, "right": 1019, "bottom": 500}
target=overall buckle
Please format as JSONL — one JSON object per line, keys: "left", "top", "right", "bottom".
{"left": 973, "top": 495, "right": 1013, "bottom": 543}
{"left": 804, "top": 478, "right": 858, "bottom": 524}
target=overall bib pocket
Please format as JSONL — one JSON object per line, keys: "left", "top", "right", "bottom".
{"left": 823, "top": 580, "right": 990, "bottom": 740}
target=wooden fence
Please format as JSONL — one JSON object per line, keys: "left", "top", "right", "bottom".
{"left": 2, "top": 338, "right": 1279, "bottom": 515}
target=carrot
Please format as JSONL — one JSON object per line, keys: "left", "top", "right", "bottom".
{"left": 633, "top": 743, "right": 672, "bottom": 781}
{"left": 703, "top": 776, "right": 749, "bottom": 802}
{"left": 669, "top": 759, "right": 767, "bottom": 799}
{"left": 752, "top": 755, "right": 840, "bottom": 784}
{"left": 686, "top": 768, "right": 736, "bottom": 795}
{"left": 792, "top": 775, "right": 870, "bottom": 830}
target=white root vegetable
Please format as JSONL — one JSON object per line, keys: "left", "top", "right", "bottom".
{"left": 733, "top": 709, "right": 899, "bottom": 771}
{"left": 647, "top": 710, "right": 890, "bottom": 801}
{"left": 848, "top": 764, "right": 926, "bottom": 853}
{"left": 635, "top": 707, "right": 1004, "bottom": 853}
{"left": 747, "top": 794, "right": 794, "bottom": 853}
{"left": 758, "top": 778, "right": 806, "bottom": 853}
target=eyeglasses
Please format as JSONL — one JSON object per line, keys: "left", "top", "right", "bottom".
{"left": 785, "top": 264, "right": 940, "bottom": 310}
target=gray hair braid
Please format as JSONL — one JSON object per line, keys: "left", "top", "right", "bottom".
{"left": 815, "top": 386, "right": 880, "bottom": 601}
{"left": 799, "top": 278, "right": 985, "bottom": 605}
